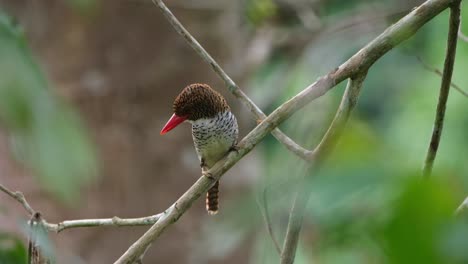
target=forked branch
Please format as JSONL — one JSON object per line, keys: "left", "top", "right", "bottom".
{"left": 115, "top": 0, "right": 456, "bottom": 262}
{"left": 281, "top": 73, "right": 367, "bottom": 264}
{"left": 151, "top": 0, "right": 313, "bottom": 161}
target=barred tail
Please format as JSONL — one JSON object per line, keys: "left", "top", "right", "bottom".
{"left": 206, "top": 181, "right": 219, "bottom": 215}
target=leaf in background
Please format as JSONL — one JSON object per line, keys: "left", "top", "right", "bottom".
{"left": 0, "top": 233, "right": 28, "bottom": 264}
{"left": 0, "top": 13, "right": 97, "bottom": 203}
{"left": 381, "top": 178, "right": 459, "bottom": 264}
{"left": 244, "top": 0, "right": 277, "bottom": 26}
{"left": 65, "top": 0, "right": 98, "bottom": 16}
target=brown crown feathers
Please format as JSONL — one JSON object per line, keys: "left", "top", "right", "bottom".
{"left": 173, "top": 83, "right": 230, "bottom": 121}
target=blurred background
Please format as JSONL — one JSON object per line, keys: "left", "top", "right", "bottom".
{"left": 0, "top": 0, "right": 467, "bottom": 263}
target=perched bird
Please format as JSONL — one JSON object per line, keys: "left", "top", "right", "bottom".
{"left": 160, "top": 83, "right": 239, "bottom": 215}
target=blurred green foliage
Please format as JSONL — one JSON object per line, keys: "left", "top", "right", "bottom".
{"left": 245, "top": 0, "right": 277, "bottom": 26}
{"left": 382, "top": 179, "right": 458, "bottom": 264}
{"left": 0, "top": 13, "right": 96, "bottom": 203}
{"left": 65, "top": 0, "right": 98, "bottom": 16}
{"left": 0, "top": 233, "right": 27, "bottom": 264}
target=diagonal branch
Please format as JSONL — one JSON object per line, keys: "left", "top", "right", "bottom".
{"left": 115, "top": 1, "right": 455, "bottom": 262}
{"left": 0, "top": 183, "right": 35, "bottom": 215}
{"left": 151, "top": 0, "right": 313, "bottom": 161}
{"left": 281, "top": 74, "right": 368, "bottom": 264}
{"left": 423, "top": 0, "right": 461, "bottom": 178}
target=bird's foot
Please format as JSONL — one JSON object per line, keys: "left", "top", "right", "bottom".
{"left": 229, "top": 144, "right": 239, "bottom": 153}
{"left": 202, "top": 167, "right": 214, "bottom": 180}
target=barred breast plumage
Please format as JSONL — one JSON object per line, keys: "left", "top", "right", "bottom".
{"left": 160, "top": 83, "right": 238, "bottom": 215}
{"left": 192, "top": 111, "right": 238, "bottom": 167}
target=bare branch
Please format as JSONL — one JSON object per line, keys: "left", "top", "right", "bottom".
{"left": 257, "top": 188, "right": 281, "bottom": 255}
{"left": 0, "top": 183, "right": 35, "bottom": 216}
{"left": 1, "top": 182, "right": 162, "bottom": 232}
{"left": 151, "top": 0, "right": 312, "bottom": 161}
{"left": 281, "top": 74, "right": 368, "bottom": 264}
{"left": 415, "top": 56, "right": 468, "bottom": 98}
{"left": 115, "top": 0, "right": 456, "bottom": 262}
{"left": 42, "top": 214, "right": 162, "bottom": 233}
{"left": 423, "top": 0, "right": 461, "bottom": 178}
{"left": 280, "top": 181, "right": 311, "bottom": 264}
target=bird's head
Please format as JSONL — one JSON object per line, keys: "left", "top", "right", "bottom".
{"left": 160, "top": 83, "right": 229, "bottom": 135}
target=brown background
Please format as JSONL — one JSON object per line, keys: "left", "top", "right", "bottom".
{"left": 0, "top": 0, "right": 259, "bottom": 263}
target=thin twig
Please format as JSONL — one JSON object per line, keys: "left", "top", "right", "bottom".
{"left": 455, "top": 196, "right": 468, "bottom": 215}
{"left": 115, "top": 1, "right": 455, "bottom": 262}
{"left": 423, "top": 0, "right": 461, "bottom": 178}
{"left": 0, "top": 183, "right": 162, "bottom": 232}
{"left": 415, "top": 56, "right": 468, "bottom": 98}
{"left": 151, "top": 0, "right": 313, "bottom": 161}
{"left": 257, "top": 188, "right": 282, "bottom": 255}
{"left": 458, "top": 15, "right": 468, "bottom": 42}
{"left": 0, "top": 183, "right": 35, "bottom": 215}
{"left": 459, "top": 29, "right": 468, "bottom": 41}
{"left": 280, "top": 74, "right": 367, "bottom": 264}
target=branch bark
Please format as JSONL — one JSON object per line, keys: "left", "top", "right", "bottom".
{"left": 422, "top": 0, "right": 461, "bottom": 177}
{"left": 43, "top": 215, "right": 162, "bottom": 233}
{"left": 0, "top": 183, "right": 35, "bottom": 215}
{"left": 115, "top": 0, "right": 456, "bottom": 262}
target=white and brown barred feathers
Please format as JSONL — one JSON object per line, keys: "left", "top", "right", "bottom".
{"left": 173, "top": 84, "right": 238, "bottom": 215}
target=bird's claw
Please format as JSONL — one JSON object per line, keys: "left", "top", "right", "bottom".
{"left": 201, "top": 166, "right": 214, "bottom": 180}
{"left": 229, "top": 145, "right": 239, "bottom": 153}
{"left": 202, "top": 171, "right": 215, "bottom": 180}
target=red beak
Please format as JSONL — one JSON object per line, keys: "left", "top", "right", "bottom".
{"left": 160, "top": 114, "right": 187, "bottom": 135}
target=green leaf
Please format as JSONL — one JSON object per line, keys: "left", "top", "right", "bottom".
{"left": 381, "top": 178, "right": 458, "bottom": 264}
{"left": 0, "top": 233, "right": 27, "bottom": 264}
{"left": 0, "top": 12, "right": 96, "bottom": 203}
